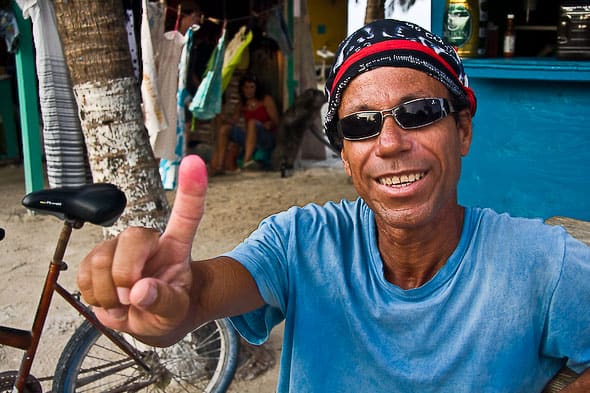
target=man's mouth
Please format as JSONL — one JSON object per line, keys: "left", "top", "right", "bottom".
{"left": 378, "top": 172, "right": 426, "bottom": 187}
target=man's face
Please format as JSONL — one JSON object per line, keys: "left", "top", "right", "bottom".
{"left": 179, "top": 5, "right": 202, "bottom": 34}
{"left": 338, "top": 67, "right": 472, "bottom": 230}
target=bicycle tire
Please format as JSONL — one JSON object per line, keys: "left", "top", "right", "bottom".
{"left": 0, "top": 371, "right": 42, "bottom": 393}
{"left": 52, "top": 318, "right": 239, "bottom": 393}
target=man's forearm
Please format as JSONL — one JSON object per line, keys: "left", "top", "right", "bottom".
{"left": 560, "top": 368, "right": 590, "bottom": 393}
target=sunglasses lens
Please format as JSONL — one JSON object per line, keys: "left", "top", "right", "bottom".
{"left": 338, "top": 98, "right": 450, "bottom": 141}
{"left": 396, "top": 99, "right": 445, "bottom": 129}
{"left": 338, "top": 111, "right": 382, "bottom": 140}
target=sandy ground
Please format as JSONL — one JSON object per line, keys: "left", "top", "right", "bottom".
{"left": 0, "top": 159, "right": 357, "bottom": 392}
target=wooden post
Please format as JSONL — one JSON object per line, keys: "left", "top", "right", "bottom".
{"left": 11, "top": 0, "right": 44, "bottom": 192}
{"left": 286, "top": 0, "right": 296, "bottom": 107}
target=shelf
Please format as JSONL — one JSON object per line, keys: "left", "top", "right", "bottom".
{"left": 515, "top": 25, "right": 557, "bottom": 31}
{"left": 462, "top": 58, "right": 590, "bottom": 81}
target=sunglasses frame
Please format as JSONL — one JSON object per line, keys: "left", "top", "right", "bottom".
{"left": 338, "top": 97, "right": 456, "bottom": 141}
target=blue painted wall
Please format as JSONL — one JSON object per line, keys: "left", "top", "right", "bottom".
{"left": 431, "top": 5, "right": 590, "bottom": 221}
{"left": 459, "top": 75, "right": 590, "bottom": 220}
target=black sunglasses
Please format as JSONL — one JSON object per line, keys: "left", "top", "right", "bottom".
{"left": 337, "top": 97, "right": 456, "bottom": 141}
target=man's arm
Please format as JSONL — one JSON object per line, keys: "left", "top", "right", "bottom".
{"left": 263, "top": 94, "right": 280, "bottom": 130}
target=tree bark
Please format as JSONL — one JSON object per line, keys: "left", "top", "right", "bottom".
{"left": 53, "top": 0, "right": 169, "bottom": 237}
{"left": 365, "top": 0, "right": 385, "bottom": 24}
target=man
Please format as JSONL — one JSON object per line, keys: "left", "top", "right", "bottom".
{"left": 79, "top": 20, "right": 590, "bottom": 392}
{"left": 176, "top": 0, "right": 204, "bottom": 35}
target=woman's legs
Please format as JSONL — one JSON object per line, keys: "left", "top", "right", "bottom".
{"left": 211, "top": 123, "right": 231, "bottom": 172}
{"left": 243, "top": 118, "right": 258, "bottom": 164}
{"left": 224, "top": 142, "right": 240, "bottom": 171}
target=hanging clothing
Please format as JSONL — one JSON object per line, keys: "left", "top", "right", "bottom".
{"left": 189, "top": 27, "right": 226, "bottom": 120}
{"left": 150, "top": 29, "right": 187, "bottom": 160}
{"left": 159, "top": 27, "right": 193, "bottom": 190}
{"left": 221, "top": 25, "right": 252, "bottom": 91}
{"left": 123, "top": 6, "right": 140, "bottom": 79}
{"left": 140, "top": 0, "right": 168, "bottom": 147}
{"left": 265, "top": 5, "right": 292, "bottom": 55}
{"left": 16, "top": 0, "right": 92, "bottom": 188}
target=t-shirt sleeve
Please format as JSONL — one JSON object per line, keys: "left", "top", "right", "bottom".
{"left": 225, "top": 209, "right": 294, "bottom": 345}
{"left": 542, "top": 233, "right": 590, "bottom": 373}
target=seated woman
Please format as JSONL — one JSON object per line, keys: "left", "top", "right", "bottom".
{"left": 210, "top": 73, "right": 280, "bottom": 174}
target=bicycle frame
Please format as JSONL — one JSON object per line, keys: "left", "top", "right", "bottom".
{"left": 0, "top": 220, "right": 153, "bottom": 392}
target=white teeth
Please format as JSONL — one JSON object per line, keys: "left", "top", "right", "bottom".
{"left": 379, "top": 172, "right": 425, "bottom": 186}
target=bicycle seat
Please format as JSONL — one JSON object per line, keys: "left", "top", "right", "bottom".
{"left": 22, "top": 183, "right": 127, "bottom": 226}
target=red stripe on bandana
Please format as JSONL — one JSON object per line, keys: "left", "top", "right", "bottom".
{"left": 330, "top": 40, "right": 460, "bottom": 96}
{"left": 330, "top": 39, "right": 476, "bottom": 115}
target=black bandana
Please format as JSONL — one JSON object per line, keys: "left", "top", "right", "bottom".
{"left": 324, "top": 19, "right": 477, "bottom": 151}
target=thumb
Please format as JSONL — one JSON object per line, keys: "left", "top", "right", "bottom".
{"left": 163, "top": 155, "right": 208, "bottom": 247}
{"left": 129, "top": 277, "right": 189, "bottom": 325}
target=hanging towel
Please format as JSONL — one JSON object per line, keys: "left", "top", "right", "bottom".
{"left": 16, "top": 0, "right": 92, "bottom": 188}
{"left": 140, "top": 0, "right": 168, "bottom": 147}
{"left": 159, "top": 27, "right": 193, "bottom": 190}
{"left": 151, "top": 29, "right": 187, "bottom": 159}
{"left": 189, "top": 27, "right": 226, "bottom": 120}
{"left": 265, "top": 5, "right": 292, "bottom": 55}
{"left": 221, "top": 25, "right": 252, "bottom": 91}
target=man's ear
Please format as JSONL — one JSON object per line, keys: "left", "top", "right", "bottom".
{"left": 341, "top": 148, "right": 352, "bottom": 177}
{"left": 456, "top": 110, "right": 473, "bottom": 157}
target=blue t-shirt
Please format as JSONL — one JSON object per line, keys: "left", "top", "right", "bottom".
{"left": 226, "top": 198, "right": 590, "bottom": 392}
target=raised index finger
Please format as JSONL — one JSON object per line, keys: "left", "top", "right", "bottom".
{"left": 163, "top": 155, "right": 209, "bottom": 246}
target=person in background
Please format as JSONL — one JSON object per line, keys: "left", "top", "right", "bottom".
{"left": 176, "top": 0, "right": 219, "bottom": 150}
{"left": 176, "top": 0, "right": 202, "bottom": 35}
{"left": 209, "top": 72, "right": 279, "bottom": 173}
{"left": 76, "top": 19, "right": 590, "bottom": 392}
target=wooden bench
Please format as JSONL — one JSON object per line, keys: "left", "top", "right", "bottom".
{"left": 542, "top": 216, "right": 590, "bottom": 392}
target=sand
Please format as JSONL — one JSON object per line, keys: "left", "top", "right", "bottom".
{"left": 0, "top": 160, "right": 357, "bottom": 392}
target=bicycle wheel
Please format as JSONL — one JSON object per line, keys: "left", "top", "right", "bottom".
{"left": 0, "top": 371, "right": 42, "bottom": 393}
{"left": 53, "top": 318, "right": 239, "bottom": 393}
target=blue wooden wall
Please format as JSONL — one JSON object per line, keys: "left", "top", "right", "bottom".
{"left": 460, "top": 67, "right": 590, "bottom": 220}
{"left": 432, "top": 5, "right": 590, "bottom": 221}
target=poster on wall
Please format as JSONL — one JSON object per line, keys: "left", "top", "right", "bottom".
{"left": 348, "top": 0, "right": 431, "bottom": 35}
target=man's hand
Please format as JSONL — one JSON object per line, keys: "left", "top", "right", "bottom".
{"left": 78, "top": 155, "right": 208, "bottom": 340}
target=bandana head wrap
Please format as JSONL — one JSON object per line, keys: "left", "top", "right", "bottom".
{"left": 324, "top": 19, "right": 477, "bottom": 151}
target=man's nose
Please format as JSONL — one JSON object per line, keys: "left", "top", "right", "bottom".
{"left": 376, "top": 115, "right": 412, "bottom": 155}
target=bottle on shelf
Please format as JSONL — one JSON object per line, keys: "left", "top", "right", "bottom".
{"left": 443, "top": 0, "right": 480, "bottom": 58}
{"left": 503, "top": 13, "right": 516, "bottom": 58}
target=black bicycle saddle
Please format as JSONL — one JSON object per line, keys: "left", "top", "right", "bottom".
{"left": 21, "top": 183, "right": 127, "bottom": 226}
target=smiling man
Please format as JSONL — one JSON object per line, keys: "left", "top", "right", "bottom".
{"left": 78, "top": 19, "right": 590, "bottom": 392}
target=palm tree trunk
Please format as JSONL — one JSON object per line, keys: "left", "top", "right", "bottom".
{"left": 53, "top": 0, "right": 169, "bottom": 237}
{"left": 365, "top": 0, "right": 385, "bottom": 24}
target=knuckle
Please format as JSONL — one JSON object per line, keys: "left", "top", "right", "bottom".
{"left": 77, "top": 267, "right": 92, "bottom": 293}
{"left": 89, "top": 249, "right": 114, "bottom": 271}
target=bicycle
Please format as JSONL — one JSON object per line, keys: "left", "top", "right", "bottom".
{"left": 0, "top": 183, "right": 240, "bottom": 392}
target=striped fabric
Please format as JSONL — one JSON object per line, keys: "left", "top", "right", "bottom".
{"left": 17, "top": 0, "right": 92, "bottom": 187}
